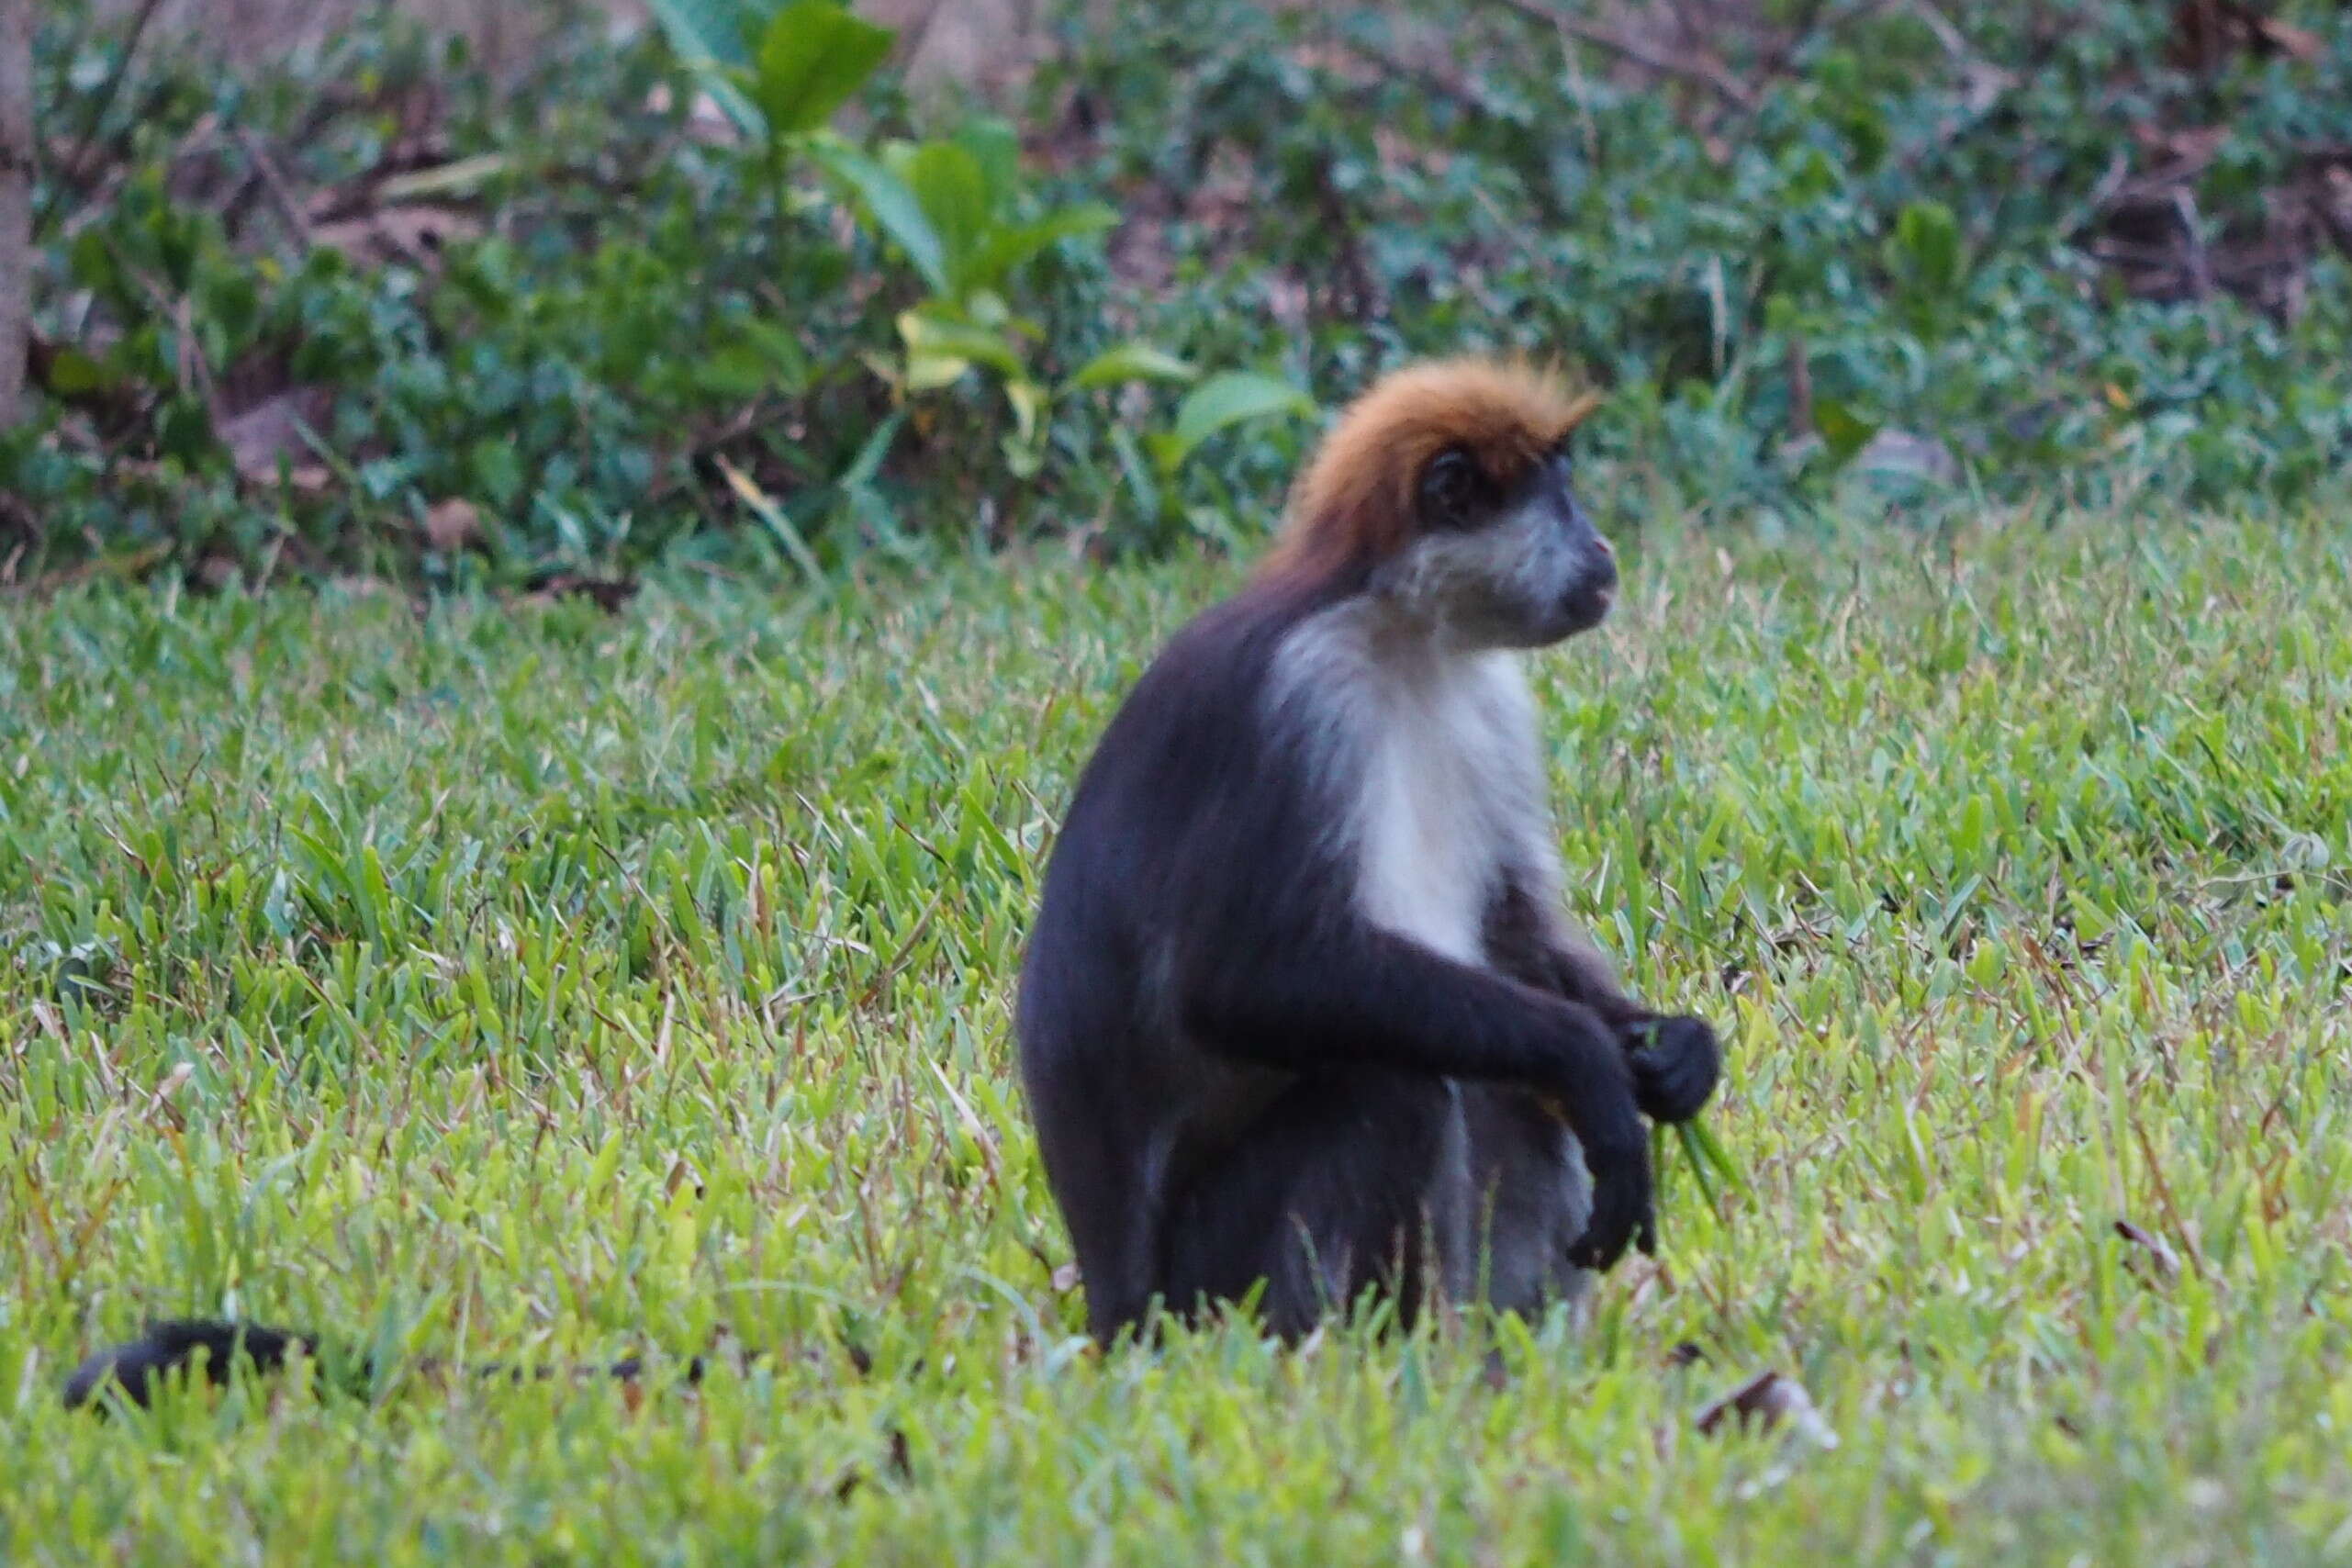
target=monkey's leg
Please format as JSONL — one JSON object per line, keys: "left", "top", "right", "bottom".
{"left": 1155, "top": 1070, "right": 1474, "bottom": 1341}
{"left": 1461, "top": 1085, "right": 1595, "bottom": 1321}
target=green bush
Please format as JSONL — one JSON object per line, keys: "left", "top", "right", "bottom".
{"left": 8, "top": 0, "right": 2348, "bottom": 588}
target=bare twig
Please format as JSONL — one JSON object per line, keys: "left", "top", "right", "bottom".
{"left": 1489, "top": 0, "right": 1760, "bottom": 113}
{"left": 1786, "top": 333, "right": 1813, "bottom": 439}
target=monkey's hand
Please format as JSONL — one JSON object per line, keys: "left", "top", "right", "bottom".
{"left": 1624, "top": 1014, "right": 1719, "bottom": 1126}
{"left": 1562, "top": 1095, "right": 1656, "bottom": 1271}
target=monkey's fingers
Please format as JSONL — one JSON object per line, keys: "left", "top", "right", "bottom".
{"left": 1565, "top": 1170, "right": 1650, "bottom": 1271}
{"left": 1629, "top": 1016, "right": 1720, "bottom": 1126}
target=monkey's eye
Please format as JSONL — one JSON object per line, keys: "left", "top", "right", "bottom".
{"left": 1418, "top": 449, "right": 1485, "bottom": 529}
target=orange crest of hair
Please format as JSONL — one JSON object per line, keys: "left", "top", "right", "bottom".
{"left": 1260, "top": 357, "right": 1601, "bottom": 581}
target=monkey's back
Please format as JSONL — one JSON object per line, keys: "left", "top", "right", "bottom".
{"left": 1015, "top": 577, "right": 1342, "bottom": 1336}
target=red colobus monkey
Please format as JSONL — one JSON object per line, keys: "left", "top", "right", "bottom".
{"left": 1016, "top": 356, "right": 1720, "bottom": 1344}
{"left": 62, "top": 357, "right": 1718, "bottom": 1412}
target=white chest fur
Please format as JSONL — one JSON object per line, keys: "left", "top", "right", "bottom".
{"left": 1268, "top": 610, "right": 1553, "bottom": 965}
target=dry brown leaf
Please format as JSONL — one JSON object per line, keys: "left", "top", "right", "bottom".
{"left": 218, "top": 384, "right": 334, "bottom": 481}
{"left": 524, "top": 573, "right": 639, "bottom": 612}
{"left": 2252, "top": 16, "right": 2323, "bottom": 62}
{"left": 663, "top": 1152, "right": 706, "bottom": 1201}
{"left": 421, "top": 498, "right": 481, "bottom": 552}
{"left": 310, "top": 205, "right": 484, "bottom": 269}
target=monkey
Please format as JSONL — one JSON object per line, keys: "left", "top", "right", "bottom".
{"left": 59, "top": 356, "right": 1718, "bottom": 1413}
{"left": 1014, "top": 355, "right": 1721, "bottom": 1347}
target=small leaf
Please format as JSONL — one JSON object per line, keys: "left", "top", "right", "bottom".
{"left": 903, "top": 353, "right": 972, "bottom": 393}
{"left": 965, "top": 205, "right": 1118, "bottom": 295}
{"left": 1888, "top": 199, "right": 1963, "bottom": 297}
{"left": 752, "top": 0, "right": 896, "bottom": 136}
{"left": 1158, "top": 371, "right": 1316, "bottom": 473}
{"left": 898, "top": 310, "right": 1025, "bottom": 383}
{"left": 1066, "top": 342, "right": 1199, "bottom": 393}
{"left": 45, "top": 346, "right": 113, "bottom": 396}
{"left": 695, "top": 341, "right": 785, "bottom": 398}
{"left": 1812, "top": 398, "right": 1879, "bottom": 466}
{"left": 1003, "top": 378, "right": 1047, "bottom": 444}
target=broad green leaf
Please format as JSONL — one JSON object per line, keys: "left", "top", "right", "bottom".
{"left": 950, "top": 118, "right": 1023, "bottom": 215}
{"left": 965, "top": 204, "right": 1117, "bottom": 295}
{"left": 809, "top": 140, "right": 946, "bottom": 293}
{"left": 752, "top": 0, "right": 896, "bottom": 136}
{"left": 903, "top": 142, "right": 992, "bottom": 297}
{"left": 1066, "top": 342, "right": 1199, "bottom": 393}
{"left": 1156, "top": 371, "right": 1316, "bottom": 472}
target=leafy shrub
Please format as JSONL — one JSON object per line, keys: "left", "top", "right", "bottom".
{"left": 7, "top": 0, "right": 2348, "bottom": 588}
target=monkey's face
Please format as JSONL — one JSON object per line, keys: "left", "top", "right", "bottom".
{"left": 1383, "top": 445, "right": 1619, "bottom": 649}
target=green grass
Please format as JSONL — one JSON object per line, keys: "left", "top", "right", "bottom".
{"left": 3, "top": 510, "right": 2349, "bottom": 1564}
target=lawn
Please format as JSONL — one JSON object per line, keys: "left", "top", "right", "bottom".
{"left": 3, "top": 509, "right": 2349, "bottom": 1564}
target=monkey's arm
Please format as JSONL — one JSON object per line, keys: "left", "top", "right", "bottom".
{"left": 1484, "top": 881, "right": 1720, "bottom": 1126}
{"left": 1177, "top": 923, "right": 1654, "bottom": 1268}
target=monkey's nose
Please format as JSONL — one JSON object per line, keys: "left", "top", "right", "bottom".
{"left": 1591, "top": 533, "right": 1615, "bottom": 557}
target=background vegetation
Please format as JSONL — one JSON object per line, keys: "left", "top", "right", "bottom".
{"left": 8, "top": 0, "right": 2348, "bottom": 590}
{"left": 5, "top": 514, "right": 2350, "bottom": 1562}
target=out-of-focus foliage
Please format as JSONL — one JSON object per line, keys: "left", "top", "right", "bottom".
{"left": 7, "top": 0, "right": 2348, "bottom": 588}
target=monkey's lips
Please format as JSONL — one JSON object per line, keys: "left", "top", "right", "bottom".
{"left": 1555, "top": 579, "right": 1616, "bottom": 633}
